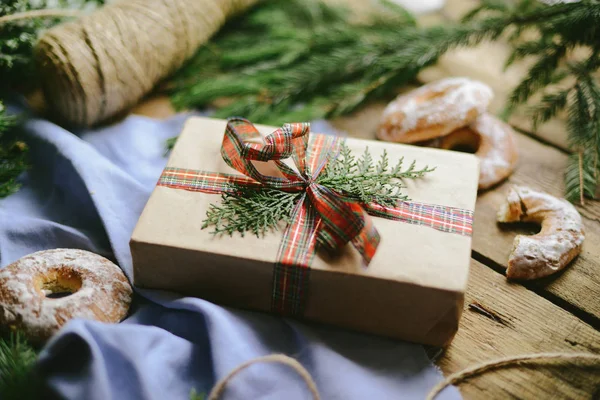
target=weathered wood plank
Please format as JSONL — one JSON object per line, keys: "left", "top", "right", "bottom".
{"left": 333, "top": 107, "right": 600, "bottom": 322}
{"left": 473, "top": 132, "right": 600, "bottom": 323}
{"left": 439, "top": 259, "right": 600, "bottom": 399}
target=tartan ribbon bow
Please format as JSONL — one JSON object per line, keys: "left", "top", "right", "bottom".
{"left": 158, "top": 117, "right": 474, "bottom": 316}
{"left": 221, "top": 118, "right": 381, "bottom": 267}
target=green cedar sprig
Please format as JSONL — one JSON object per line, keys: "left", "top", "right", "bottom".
{"left": 202, "top": 142, "right": 434, "bottom": 237}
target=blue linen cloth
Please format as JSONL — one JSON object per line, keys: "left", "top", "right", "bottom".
{"left": 0, "top": 110, "right": 460, "bottom": 400}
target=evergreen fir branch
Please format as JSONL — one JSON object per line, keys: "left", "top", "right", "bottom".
{"left": 167, "top": 0, "right": 451, "bottom": 127}
{"left": 0, "top": 332, "right": 39, "bottom": 400}
{"left": 504, "top": 38, "right": 552, "bottom": 68}
{"left": 507, "top": 44, "right": 567, "bottom": 110}
{"left": 564, "top": 76, "right": 600, "bottom": 203}
{"left": 530, "top": 88, "right": 572, "bottom": 129}
{"left": 166, "top": 0, "right": 600, "bottom": 203}
{"left": 565, "top": 151, "right": 597, "bottom": 205}
{"left": 460, "top": 0, "right": 510, "bottom": 22}
{"left": 202, "top": 142, "right": 434, "bottom": 236}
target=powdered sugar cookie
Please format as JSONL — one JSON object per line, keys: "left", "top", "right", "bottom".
{"left": 0, "top": 249, "right": 132, "bottom": 343}
{"left": 440, "top": 113, "right": 518, "bottom": 190}
{"left": 377, "top": 77, "right": 493, "bottom": 143}
{"left": 497, "top": 186, "right": 585, "bottom": 280}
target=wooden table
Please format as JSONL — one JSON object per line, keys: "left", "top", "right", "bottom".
{"left": 130, "top": 1, "right": 600, "bottom": 397}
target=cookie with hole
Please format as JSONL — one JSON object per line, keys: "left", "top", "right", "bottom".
{"left": 439, "top": 113, "right": 519, "bottom": 190}
{"left": 0, "top": 249, "right": 132, "bottom": 344}
{"left": 497, "top": 186, "right": 585, "bottom": 280}
{"left": 377, "top": 77, "right": 493, "bottom": 144}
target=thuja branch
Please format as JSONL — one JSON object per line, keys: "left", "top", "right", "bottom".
{"left": 203, "top": 188, "right": 302, "bottom": 237}
{"left": 202, "top": 143, "right": 434, "bottom": 237}
{"left": 317, "top": 144, "right": 435, "bottom": 208}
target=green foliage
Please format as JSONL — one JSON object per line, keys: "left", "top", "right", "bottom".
{"left": 203, "top": 188, "right": 301, "bottom": 237}
{"left": 0, "top": 0, "right": 105, "bottom": 89}
{"left": 0, "top": 1, "right": 105, "bottom": 198}
{"left": 455, "top": 0, "right": 600, "bottom": 204}
{"left": 0, "top": 0, "right": 52, "bottom": 88}
{"left": 202, "top": 142, "right": 433, "bottom": 237}
{"left": 565, "top": 151, "right": 597, "bottom": 204}
{"left": 168, "top": 0, "right": 600, "bottom": 204}
{"left": 167, "top": 0, "right": 423, "bottom": 125}
{"left": 189, "top": 389, "right": 206, "bottom": 400}
{"left": 0, "top": 332, "right": 38, "bottom": 400}
{"left": 318, "top": 145, "right": 435, "bottom": 207}
{"left": 0, "top": 102, "right": 28, "bottom": 198}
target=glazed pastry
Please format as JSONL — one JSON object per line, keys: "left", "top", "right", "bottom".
{"left": 0, "top": 249, "right": 132, "bottom": 343}
{"left": 440, "top": 113, "right": 518, "bottom": 190}
{"left": 377, "top": 77, "right": 493, "bottom": 143}
{"left": 497, "top": 186, "right": 585, "bottom": 280}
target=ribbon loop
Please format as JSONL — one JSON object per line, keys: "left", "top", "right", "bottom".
{"left": 222, "top": 117, "right": 375, "bottom": 266}
{"left": 222, "top": 118, "right": 310, "bottom": 187}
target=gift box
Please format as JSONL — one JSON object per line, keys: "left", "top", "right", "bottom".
{"left": 130, "top": 117, "right": 479, "bottom": 346}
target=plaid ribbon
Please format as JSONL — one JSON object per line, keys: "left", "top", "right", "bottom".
{"left": 158, "top": 118, "right": 474, "bottom": 316}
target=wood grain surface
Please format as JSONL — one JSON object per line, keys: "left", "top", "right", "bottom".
{"left": 441, "top": 260, "right": 600, "bottom": 399}
{"left": 125, "top": 1, "right": 600, "bottom": 398}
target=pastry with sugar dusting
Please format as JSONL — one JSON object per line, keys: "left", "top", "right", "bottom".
{"left": 377, "top": 77, "right": 493, "bottom": 143}
{"left": 0, "top": 249, "right": 132, "bottom": 343}
{"left": 439, "top": 113, "right": 518, "bottom": 190}
{"left": 497, "top": 186, "right": 585, "bottom": 280}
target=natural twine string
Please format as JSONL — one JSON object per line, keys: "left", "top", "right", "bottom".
{"left": 34, "top": 0, "right": 259, "bottom": 128}
{"left": 427, "top": 352, "right": 600, "bottom": 399}
{"left": 207, "top": 354, "right": 320, "bottom": 400}
{"left": 209, "top": 352, "right": 600, "bottom": 400}
{"left": 0, "top": 9, "right": 82, "bottom": 25}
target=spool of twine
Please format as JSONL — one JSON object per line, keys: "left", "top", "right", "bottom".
{"left": 34, "top": 0, "right": 259, "bottom": 127}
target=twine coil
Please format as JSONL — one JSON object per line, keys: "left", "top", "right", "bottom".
{"left": 209, "top": 352, "right": 600, "bottom": 399}
{"left": 34, "top": 0, "right": 258, "bottom": 127}
{"left": 207, "top": 354, "right": 320, "bottom": 400}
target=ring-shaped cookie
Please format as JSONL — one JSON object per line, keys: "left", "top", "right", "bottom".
{"left": 497, "top": 186, "right": 585, "bottom": 280}
{"left": 439, "top": 113, "right": 518, "bottom": 190}
{"left": 377, "top": 77, "right": 493, "bottom": 143}
{"left": 0, "top": 249, "right": 132, "bottom": 343}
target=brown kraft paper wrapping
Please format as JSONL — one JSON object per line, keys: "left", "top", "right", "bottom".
{"left": 130, "top": 117, "right": 479, "bottom": 346}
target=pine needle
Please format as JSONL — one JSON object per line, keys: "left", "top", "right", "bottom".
{"left": 166, "top": 0, "right": 600, "bottom": 203}
{"left": 167, "top": 0, "right": 428, "bottom": 126}
{"left": 565, "top": 152, "right": 596, "bottom": 205}
{"left": 0, "top": 0, "right": 105, "bottom": 89}
{"left": 0, "top": 332, "right": 39, "bottom": 400}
